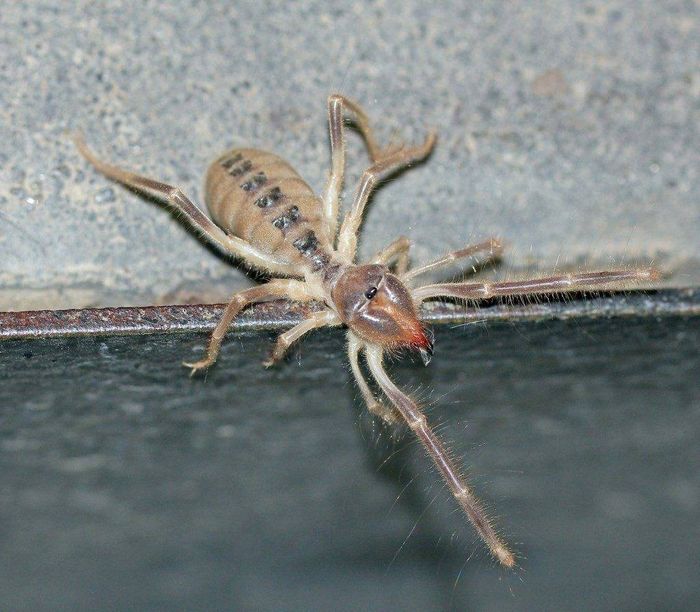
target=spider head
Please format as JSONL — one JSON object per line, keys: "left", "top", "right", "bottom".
{"left": 332, "top": 264, "right": 432, "bottom": 360}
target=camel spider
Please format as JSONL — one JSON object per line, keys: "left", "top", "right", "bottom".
{"left": 74, "top": 94, "right": 657, "bottom": 568}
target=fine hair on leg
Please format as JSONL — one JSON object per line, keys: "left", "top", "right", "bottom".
{"left": 413, "top": 268, "right": 660, "bottom": 303}
{"left": 183, "top": 280, "right": 315, "bottom": 375}
{"left": 74, "top": 134, "right": 290, "bottom": 276}
{"left": 364, "top": 345, "right": 516, "bottom": 568}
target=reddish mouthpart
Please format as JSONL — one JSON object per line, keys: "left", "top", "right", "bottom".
{"left": 407, "top": 325, "right": 434, "bottom": 366}
{"left": 410, "top": 327, "right": 432, "bottom": 350}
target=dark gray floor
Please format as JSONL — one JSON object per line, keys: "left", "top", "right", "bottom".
{"left": 1, "top": 308, "right": 698, "bottom": 611}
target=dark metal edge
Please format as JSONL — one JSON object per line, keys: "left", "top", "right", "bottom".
{"left": 0, "top": 288, "right": 698, "bottom": 341}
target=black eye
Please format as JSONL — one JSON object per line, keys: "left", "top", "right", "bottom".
{"left": 364, "top": 286, "right": 377, "bottom": 300}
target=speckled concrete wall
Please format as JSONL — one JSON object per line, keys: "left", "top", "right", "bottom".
{"left": 1, "top": 1, "right": 698, "bottom": 310}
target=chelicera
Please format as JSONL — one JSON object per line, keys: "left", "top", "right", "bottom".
{"left": 75, "top": 94, "right": 657, "bottom": 568}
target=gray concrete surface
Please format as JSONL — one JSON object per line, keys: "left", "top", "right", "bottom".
{"left": 1, "top": 310, "right": 699, "bottom": 611}
{"left": 1, "top": 1, "right": 698, "bottom": 311}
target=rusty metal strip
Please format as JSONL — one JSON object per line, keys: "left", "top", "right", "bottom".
{"left": 0, "top": 288, "right": 697, "bottom": 340}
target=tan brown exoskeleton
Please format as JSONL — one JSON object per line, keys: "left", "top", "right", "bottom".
{"left": 75, "top": 94, "right": 658, "bottom": 568}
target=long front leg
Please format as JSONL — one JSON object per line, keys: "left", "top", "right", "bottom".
{"left": 263, "top": 309, "right": 341, "bottom": 367}
{"left": 413, "top": 268, "right": 659, "bottom": 303}
{"left": 74, "top": 134, "right": 290, "bottom": 276}
{"left": 183, "top": 280, "right": 314, "bottom": 376}
{"left": 364, "top": 346, "right": 515, "bottom": 568}
{"left": 336, "top": 132, "right": 436, "bottom": 262}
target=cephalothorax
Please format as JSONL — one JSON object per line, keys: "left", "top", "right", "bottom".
{"left": 75, "top": 94, "right": 656, "bottom": 568}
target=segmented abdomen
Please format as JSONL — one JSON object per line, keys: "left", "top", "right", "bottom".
{"left": 205, "top": 148, "right": 332, "bottom": 273}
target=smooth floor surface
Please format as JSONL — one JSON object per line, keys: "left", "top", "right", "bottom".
{"left": 1, "top": 313, "right": 698, "bottom": 611}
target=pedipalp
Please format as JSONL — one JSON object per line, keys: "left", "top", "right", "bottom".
{"left": 413, "top": 268, "right": 659, "bottom": 303}
{"left": 365, "top": 345, "right": 516, "bottom": 568}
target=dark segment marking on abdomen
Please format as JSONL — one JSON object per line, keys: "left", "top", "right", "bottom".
{"left": 220, "top": 153, "right": 253, "bottom": 179}
{"left": 272, "top": 206, "right": 300, "bottom": 234}
{"left": 220, "top": 153, "right": 243, "bottom": 169}
{"left": 293, "top": 230, "right": 318, "bottom": 254}
{"left": 255, "top": 186, "right": 283, "bottom": 208}
{"left": 292, "top": 229, "right": 330, "bottom": 271}
{"left": 206, "top": 148, "right": 333, "bottom": 275}
{"left": 241, "top": 172, "right": 267, "bottom": 192}
{"left": 229, "top": 160, "right": 252, "bottom": 177}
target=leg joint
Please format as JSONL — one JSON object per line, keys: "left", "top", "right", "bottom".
{"left": 328, "top": 93, "right": 344, "bottom": 106}
{"left": 168, "top": 187, "right": 183, "bottom": 201}
{"left": 406, "top": 412, "right": 427, "bottom": 430}
{"left": 277, "top": 336, "right": 291, "bottom": 350}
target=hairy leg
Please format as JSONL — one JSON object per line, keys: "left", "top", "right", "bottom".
{"left": 321, "top": 95, "right": 347, "bottom": 237}
{"left": 322, "top": 94, "right": 411, "bottom": 240}
{"left": 347, "top": 332, "right": 399, "bottom": 424}
{"left": 402, "top": 238, "right": 503, "bottom": 283}
{"left": 336, "top": 133, "right": 436, "bottom": 262}
{"left": 370, "top": 236, "right": 411, "bottom": 274}
{"left": 413, "top": 267, "right": 659, "bottom": 303}
{"left": 263, "top": 309, "right": 341, "bottom": 367}
{"left": 365, "top": 345, "right": 515, "bottom": 567}
{"left": 183, "top": 280, "right": 314, "bottom": 375}
{"left": 74, "top": 134, "right": 290, "bottom": 276}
